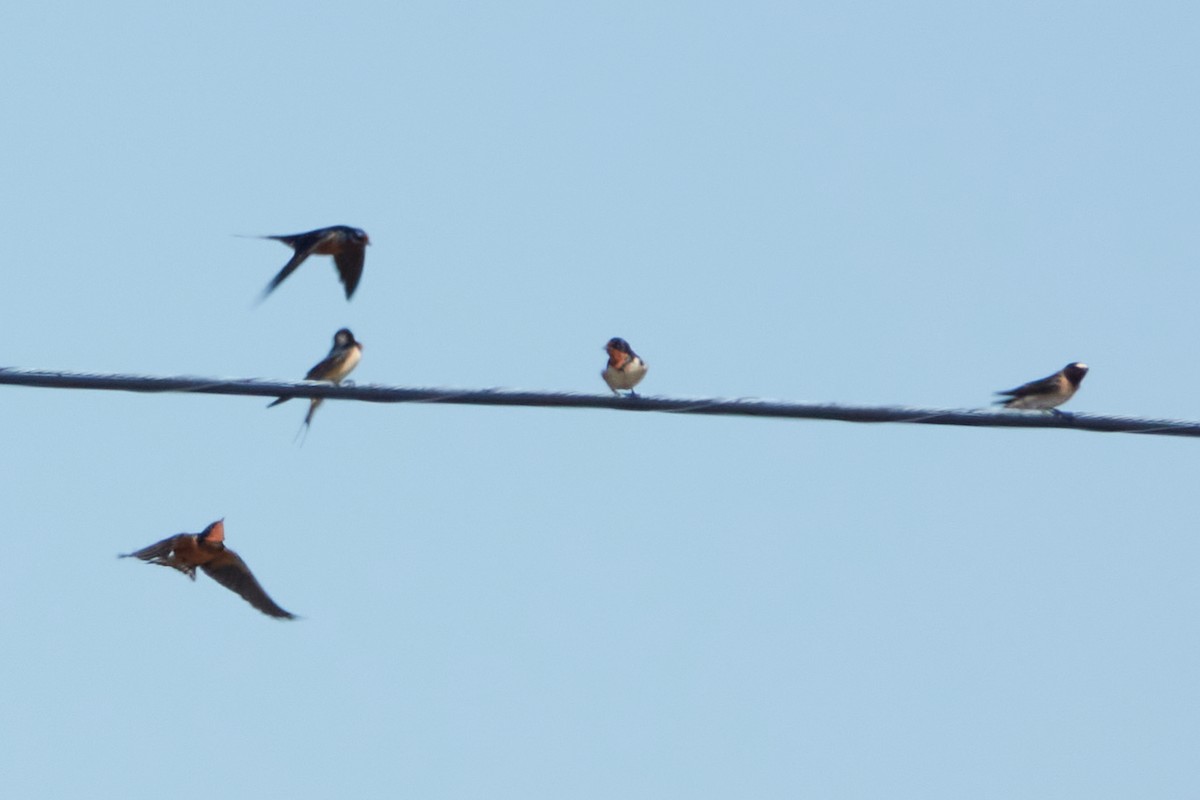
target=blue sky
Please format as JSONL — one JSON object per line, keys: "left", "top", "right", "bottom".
{"left": 2, "top": 2, "right": 1199, "bottom": 797}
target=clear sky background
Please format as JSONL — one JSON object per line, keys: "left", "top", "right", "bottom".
{"left": 2, "top": 2, "right": 1198, "bottom": 797}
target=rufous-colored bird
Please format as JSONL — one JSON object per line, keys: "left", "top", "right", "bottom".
{"left": 120, "top": 519, "right": 295, "bottom": 619}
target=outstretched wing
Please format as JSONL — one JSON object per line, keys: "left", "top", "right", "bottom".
{"left": 333, "top": 246, "right": 365, "bottom": 299}
{"left": 119, "top": 535, "right": 197, "bottom": 580}
{"left": 201, "top": 550, "right": 296, "bottom": 619}
{"left": 262, "top": 230, "right": 334, "bottom": 298}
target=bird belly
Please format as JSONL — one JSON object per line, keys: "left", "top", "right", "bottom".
{"left": 1005, "top": 389, "right": 1073, "bottom": 409}
{"left": 603, "top": 358, "right": 647, "bottom": 391}
{"left": 328, "top": 347, "right": 362, "bottom": 383}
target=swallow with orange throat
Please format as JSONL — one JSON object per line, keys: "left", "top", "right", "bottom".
{"left": 269, "top": 327, "right": 363, "bottom": 432}
{"left": 602, "top": 337, "right": 648, "bottom": 396}
{"left": 995, "top": 362, "right": 1088, "bottom": 411}
{"left": 120, "top": 519, "right": 295, "bottom": 619}
{"left": 254, "top": 225, "right": 370, "bottom": 300}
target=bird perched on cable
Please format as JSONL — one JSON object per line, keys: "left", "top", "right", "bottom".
{"left": 254, "top": 225, "right": 370, "bottom": 300}
{"left": 602, "top": 337, "right": 648, "bottom": 396}
{"left": 995, "top": 362, "right": 1089, "bottom": 411}
{"left": 120, "top": 519, "right": 295, "bottom": 619}
{"left": 269, "top": 328, "right": 363, "bottom": 431}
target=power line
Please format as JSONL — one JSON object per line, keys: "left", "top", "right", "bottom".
{"left": 0, "top": 365, "right": 1196, "bottom": 439}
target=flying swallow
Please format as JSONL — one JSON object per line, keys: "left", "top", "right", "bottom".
{"left": 255, "top": 225, "right": 370, "bottom": 300}
{"left": 269, "top": 328, "right": 363, "bottom": 430}
{"left": 120, "top": 519, "right": 295, "bottom": 619}
{"left": 602, "top": 337, "right": 648, "bottom": 395}
{"left": 995, "top": 362, "right": 1089, "bottom": 410}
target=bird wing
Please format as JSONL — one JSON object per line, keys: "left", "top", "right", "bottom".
{"left": 201, "top": 550, "right": 296, "bottom": 619}
{"left": 305, "top": 350, "right": 346, "bottom": 381}
{"left": 119, "top": 536, "right": 197, "bottom": 580}
{"left": 262, "top": 230, "right": 334, "bottom": 297}
{"left": 268, "top": 347, "right": 345, "bottom": 408}
{"left": 996, "top": 372, "right": 1061, "bottom": 398}
{"left": 332, "top": 246, "right": 365, "bottom": 299}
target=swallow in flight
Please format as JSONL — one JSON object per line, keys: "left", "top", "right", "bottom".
{"left": 269, "top": 328, "right": 363, "bottom": 430}
{"left": 255, "top": 225, "right": 370, "bottom": 300}
{"left": 995, "top": 362, "right": 1089, "bottom": 410}
{"left": 602, "top": 337, "right": 648, "bottom": 395}
{"left": 120, "top": 519, "right": 296, "bottom": 619}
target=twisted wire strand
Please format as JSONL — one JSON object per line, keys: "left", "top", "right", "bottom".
{"left": 0, "top": 365, "right": 1197, "bottom": 439}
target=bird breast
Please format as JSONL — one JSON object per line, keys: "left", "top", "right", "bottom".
{"left": 603, "top": 357, "right": 647, "bottom": 391}
{"left": 329, "top": 346, "right": 363, "bottom": 383}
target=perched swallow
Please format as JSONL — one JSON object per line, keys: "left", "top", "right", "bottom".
{"left": 256, "top": 225, "right": 370, "bottom": 300}
{"left": 602, "top": 337, "right": 648, "bottom": 395}
{"left": 995, "top": 362, "right": 1089, "bottom": 410}
{"left": 269, "top": 328, "right": 363, "bottom": 429}
{"left": 120, "top": 519, "right": 295, "bottom": 619}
